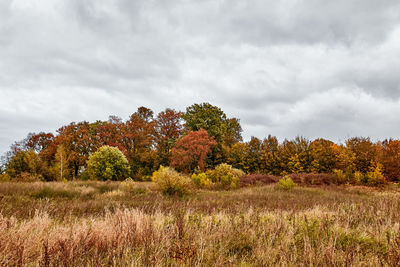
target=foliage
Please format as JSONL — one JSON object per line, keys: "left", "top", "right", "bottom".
{"left": 354, "top": 171, "right": 366, "bottom": 184}
{"left": 346, "top": 137, "right": 376, "bottom": 173}
{"left": 207, "top": 163, "right": 243, "bottom": 189}
{"left": 275, "top": 176, "right": 296, "bottom": 191}
{"left": 3, "top": 102, "right": 400, "bottom": 185}
{"left": 171, "top": 129, "right": 217, "bottom": 173}
{"left": 333, "top": 169, "right": 348, "bottom": 184}
{"left": 366, "top": 163, "right": 386, "bottom": 186}
{"left": 182, "top": 102, "right": 242, "bottom": 144}
{"left": 191, "top": 172, "right": 212, "bottom": 188}
{"left": 87, "top": 146, "right": 130, "bottom": 181}
{"left": 152, "top": 166, "right": 191, "bottom": 196}
{"left": 376, "top": 139, "right": 400, "bottom": 181}
{"left": 155, "top": 109, "right": 184, "bottom": 166}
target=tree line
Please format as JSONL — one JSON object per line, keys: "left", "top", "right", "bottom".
{"left": 1, "top": 102, "right": 400, "bottom": 182}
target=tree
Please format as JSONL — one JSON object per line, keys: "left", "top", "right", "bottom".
{"left": 376, "top": 139, "right": 400, "bottom": 181}
{"left": 24, "top": 132, "right": 55, "bottom": 153}
{"left": 346, "top": 137, "right": 376, "bottom": 173}
{"left": 5, "top": 150, "right": 43, "bottom": 180}
{"left": 124, "top": 107, "right": 157, "bottom": 178}
{"left": 310, "top": 139, "right": 337, "bottom": 173}
{"left": 260, "top": 135, "right": 280, "bottom": 175}
{"left": 182, "top": 103, "right": 242, "bottom": 145}
{"left": 182, "top": 103, "right": 242, "bottom": 167}
{"left": 227, "top": 142, "right": 248, "bottom": 171}
{"left": 333, "top": 144, "right": 356, "bottom": 173}
{"left": 87, "top": 145, "right": 130, "bottom": 181}
{"left": 155, "top": 108, "right": 184, "bottom": 166}
{"left": 278, "top": 137, "right": 312, "bottom": 174}
{"left": 171, "top": 129, "right": 217, "bottom": 173}
{"left": 95, "top": 116, "right": 127, "bottom": 154}
{"left": 56, "top": 122, "right": 98, "bottom": 179}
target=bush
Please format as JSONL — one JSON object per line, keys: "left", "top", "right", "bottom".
{"left": 354, "top": 171, "right": 366, "bottom": 185}
{"left": 0, "top": 174, "right": 10, "bottom": 182}
{"left": 366, "top": 164, "right": 386, "bottom": 187}
{"left": 87, "top": 146, "right": 130, "bottom": 181}
{"left": 152, "top": 166, "right": 191, "bottom": 196}
{"left": 191, "top": 172, "right": 212, "bottom": 188}
{"left": 208, "top": 164, "right": 243, "bottom": 189}
{"left": 333, "top": 169, "right": 347, "bottom": 184}
{"left": 275, "top": 176, "right": 296, "bottom": 191}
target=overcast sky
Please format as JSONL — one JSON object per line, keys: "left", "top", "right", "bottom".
{"left": 1, "top": 0, "right": 400, "bottom": 155}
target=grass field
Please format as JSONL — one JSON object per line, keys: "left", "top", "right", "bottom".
{"left": 1, "top": 181, "right": 400, "bottom": 266}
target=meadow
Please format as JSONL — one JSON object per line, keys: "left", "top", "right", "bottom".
{"left": 1, "top": 180, "right": 400, "bottom": 266}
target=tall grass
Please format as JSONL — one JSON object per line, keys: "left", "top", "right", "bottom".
{"left": 0, "top": 182, "right": 399, "bottom": 265}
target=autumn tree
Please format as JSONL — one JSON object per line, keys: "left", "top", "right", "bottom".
{"left": 310, "top": 138, "right": 337, "bottom": 173}
{"left": 95, "top": 116, "right": 127, "bottom": 154}
{"left": 276, "top": 137, "right": 312, "bottom": 174}
{"left": 4, "top": 150, "right": 43, "bottom": 180}
{"left": 346, "top": 137, "right": 376, "bottom": 173}
{"left": 171, "top": 129, "right": 217, "bottom": 173}
{"left": 155, "top": 108, "right": 183, "bottom": 166}
{"left": 56, "top": 121, "right": 98, "bottom": 179}
{"left": 333, "top": 144, "right": 356, "bottom": 173}
{"left": 24, "top": 132, "right": 55, "bottom": 153}
{"left": 182, "top": 103, "right": 242, "bottom": 166}
{"left": 376, "top": 139, "right": 400, "bottom": 181}
{"left": 182, "top": 103, "right": 242, "bottom": 144}
{"left": 124, "top": 107, "right": 157, "bottom": 179}
{"left": 260, "top": 135, "right": 280, "bottom": 175}
{"left": 227, "top": 142, "right": 248, "bottom": 171}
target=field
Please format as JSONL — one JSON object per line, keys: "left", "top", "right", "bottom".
{"left": 1, "top": 181, "right": 400, "bottom": 266}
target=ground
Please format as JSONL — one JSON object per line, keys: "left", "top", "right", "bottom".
{"left": 0, "top": 181, "right": 400, "bottom": 266}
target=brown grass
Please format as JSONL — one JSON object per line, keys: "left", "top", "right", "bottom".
{"left": 0, "top": 181, "right": 400, "bottom": 266}
{"left": 241, "top": 173, "right": 338, "bottom": 187}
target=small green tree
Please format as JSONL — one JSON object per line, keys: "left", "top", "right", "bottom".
{"left": 87, "top": 146, "right": 130, "bottom": 181}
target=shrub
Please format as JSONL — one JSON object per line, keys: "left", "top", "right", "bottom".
{"left": 152, "top": 166, "right": 191, "bottom": 196}
{"left": 275, "top": 176, "right": 296, "bottom": 191}
{"left": 119, "top": 178, "right": 136, "bottom": 192}
{"left": 208, "top": 164, "right": 242, "bottom": 189}
{"left": 354, "top": 171, "right": 366, "bottom": 185}
{"left": 0, "top": 174, "right": 10, "bottom": 182}
{"left": 87, "top": 146, "right": 130, "bottom": 181}
{"left": 366, "top": 164, "right": 386, "bottom": 187}
{"left": 333, "top": 169, "right": 349, "bottom": 184}
{"left": 191, "top": 172, "right": 212, "bottom": 188}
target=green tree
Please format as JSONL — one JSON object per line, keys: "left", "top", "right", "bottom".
{"left": 87, "top": 146, "right": 130, "bottom": 181}
{"left": 182, "top": 103, "right": 242, "bottom": 166}
{"left": 182, "top": 103, "right": 242, "bottom": 145}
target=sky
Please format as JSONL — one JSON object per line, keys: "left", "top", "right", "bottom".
{"left": 1, "top": 0, "right": 400, "bottom": 155}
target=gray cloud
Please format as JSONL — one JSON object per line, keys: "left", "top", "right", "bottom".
{"left": 2, "top": 0, "right": 400, "bottom": 155}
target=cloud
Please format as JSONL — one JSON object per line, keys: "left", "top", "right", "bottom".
{"left": 1, "top": 0, "right": 400, "bottom": 155}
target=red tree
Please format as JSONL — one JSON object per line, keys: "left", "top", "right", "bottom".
{"left": 155, "top": 108, "right": 183, "bottom": 165}
{"left": 171, "top": 129, "right": 217, "bottom": 173}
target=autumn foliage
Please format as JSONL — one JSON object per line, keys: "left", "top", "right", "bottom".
{"left": 171, "top": 129, "right": 217, "bottom": 173}
{"left": 1, "top": 103, "right": 400, "bottom": 185}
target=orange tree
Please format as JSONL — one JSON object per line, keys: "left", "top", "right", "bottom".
{"left": 171, "top": 129, "right": 217, "bottom": 173}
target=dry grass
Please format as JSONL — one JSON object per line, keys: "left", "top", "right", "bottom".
{"left": 0, "top": 181, "right": 400, "bottom": 266}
